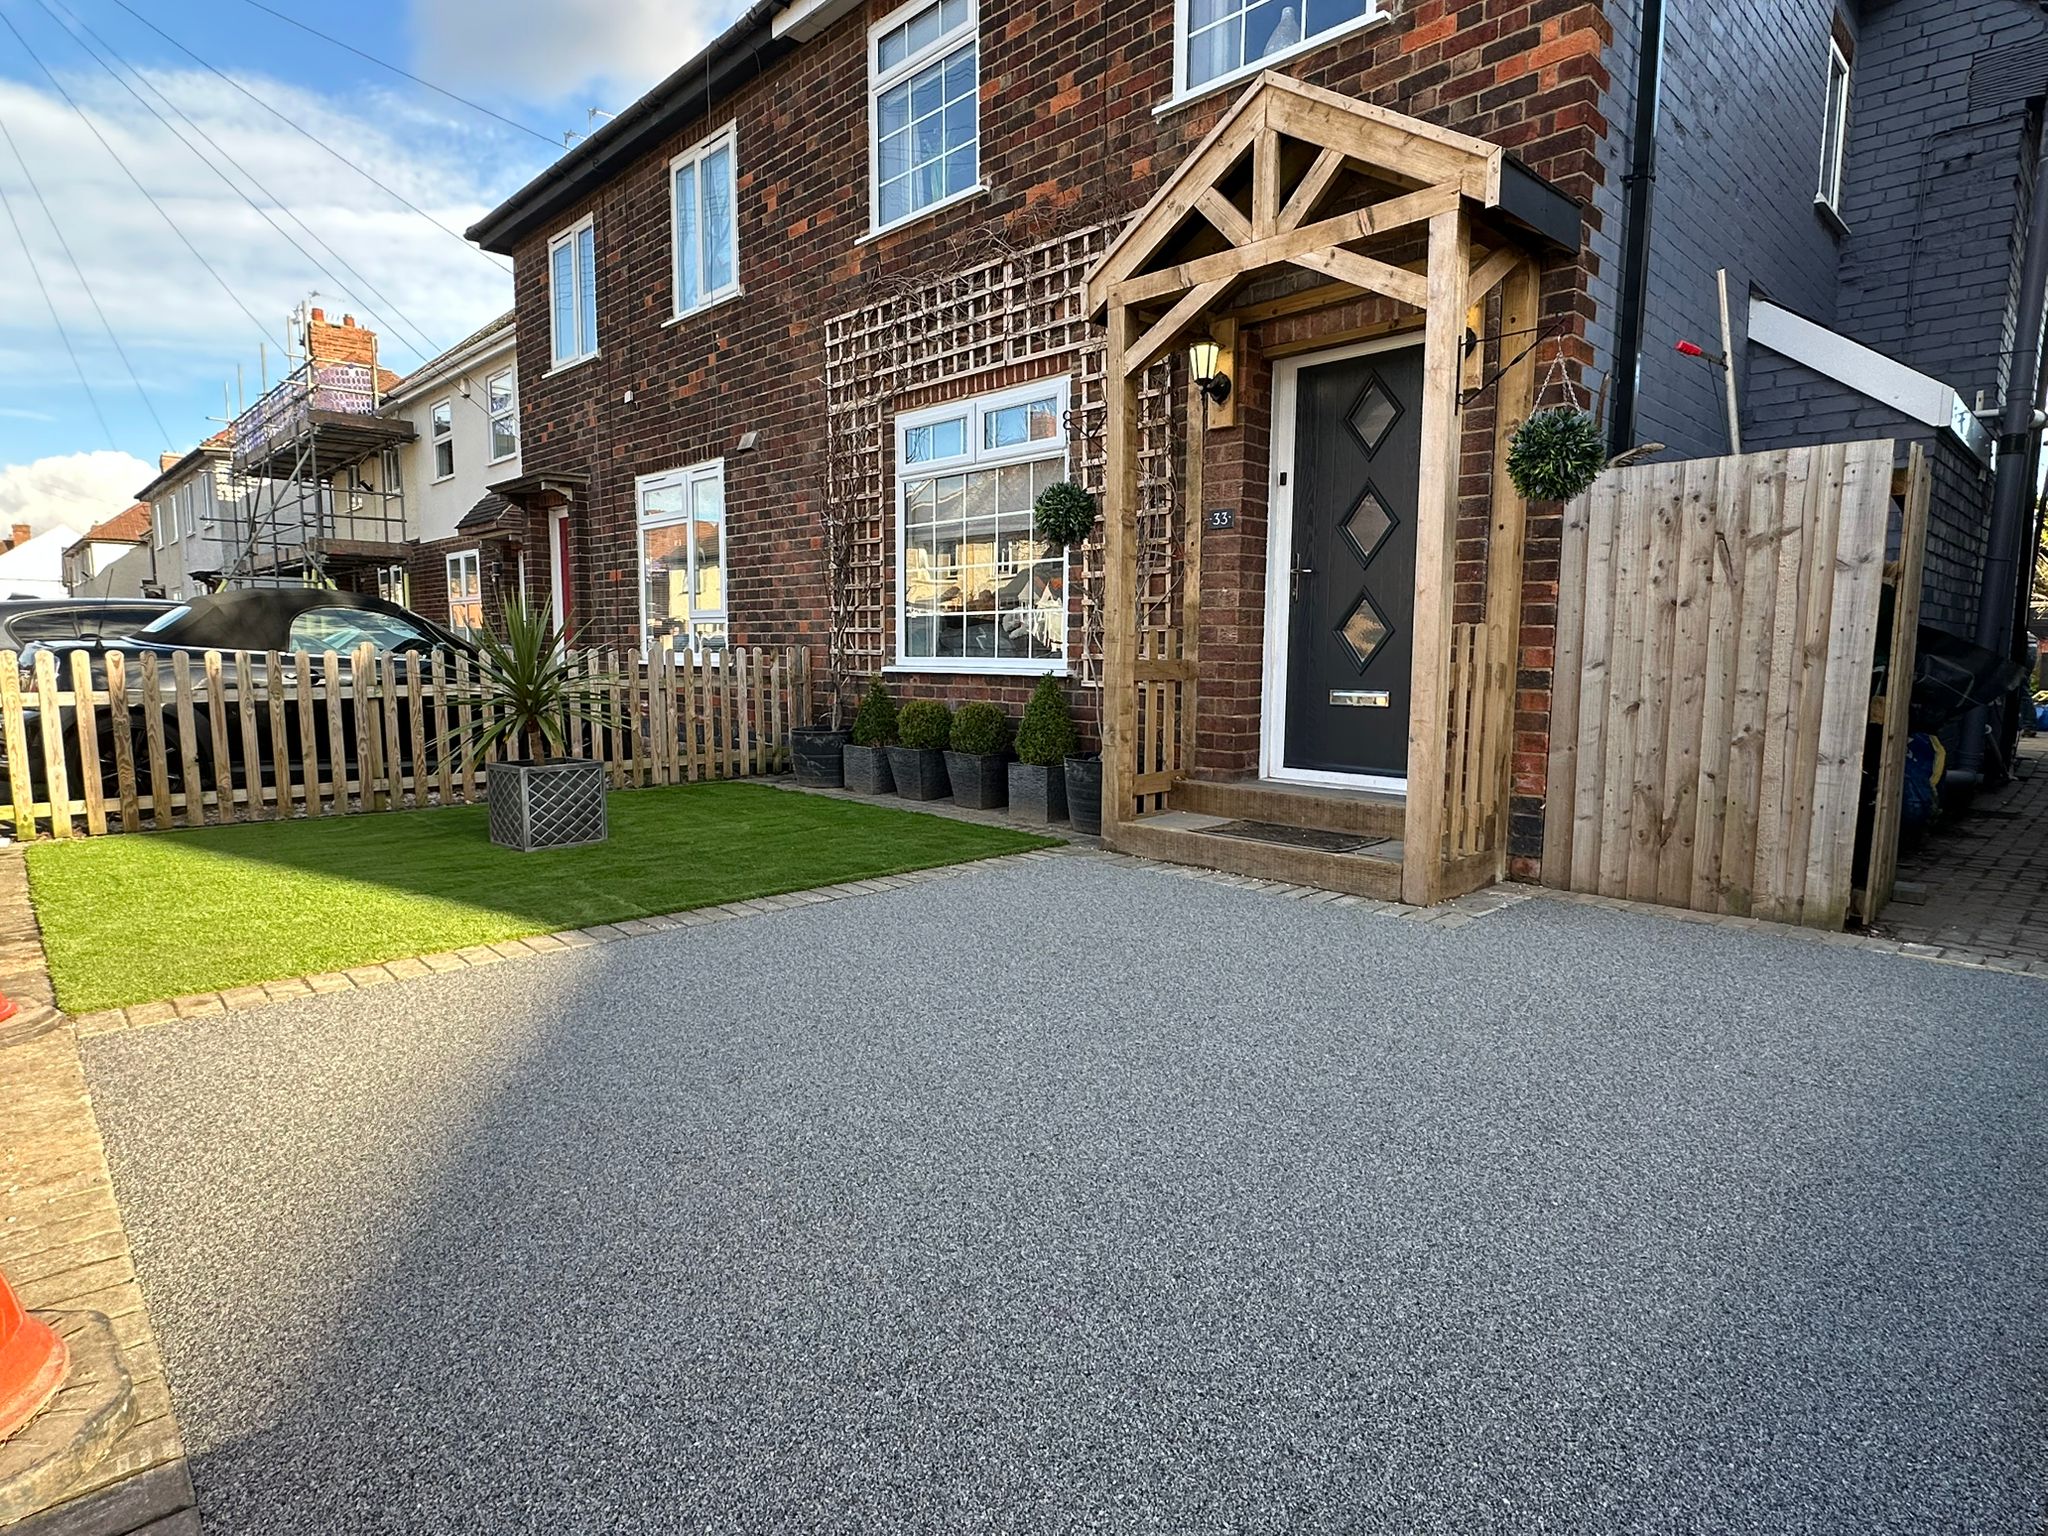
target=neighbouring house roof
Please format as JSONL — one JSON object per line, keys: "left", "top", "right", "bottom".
{"left": 136, "top": 431, "right": 232, "bottom": 502}
{"left": 466, "top": 0, "right": 788, "bottom": 254}
{"left": 82, "top": 503, "right": 151, "bottom": 545}
{"left": 454, "top": 492, "right": 523, "bottom": 538}
{"left": 384, "top": 311, "right": 517, "bottom": 407}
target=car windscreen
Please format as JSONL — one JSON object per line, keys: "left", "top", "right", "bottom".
{"left": 3, "top": 608, "right": 166, "bottom": 643}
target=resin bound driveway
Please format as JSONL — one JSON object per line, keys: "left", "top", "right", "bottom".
{"left": 80, "top": 852, "right": 2048, "bottom": 1535}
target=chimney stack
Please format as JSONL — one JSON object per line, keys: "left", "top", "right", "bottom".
{"left": 304, "top": 307, "right": 378, "bottom": 370}
{"left": 7, "top": 524, "right": 28, "bottom": 551}
{"left": 160, "top": 451, "right": 181, "bottom": 471}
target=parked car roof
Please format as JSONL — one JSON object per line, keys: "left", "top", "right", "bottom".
{"left": 137, "top": 588, "right": 465, "bottom": 654}
{"left": 0, "top": 599, "right": 174, "bottom": 649}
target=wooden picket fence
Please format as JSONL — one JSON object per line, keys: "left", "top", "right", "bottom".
{"left": 1540, "top": 441, "right": 1928, "bottom": 929}
{"left": 0, "top": 644, "right": 813, "bottom": 841}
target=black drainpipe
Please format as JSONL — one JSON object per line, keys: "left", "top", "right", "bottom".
{"left": 1955, "top": 128, "right": 2048, "bottom": 785}
{"left": 1607, "top": 0, "right": 1668, "bottom": 457}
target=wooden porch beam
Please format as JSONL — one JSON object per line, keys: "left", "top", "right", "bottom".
{"left": 1252, "top": 125, "right": 1282, "bottom": 239}
{"left": 1287, "top": 247, "right": 1428, "bottom": 309}
{"left": 1110, "top": 183, "right": 1461, "bottom": 307}
{"left": 1483, "top": 258, "right": 1543, "bottom": 878}
{"left": 1087, "top": 97, "right": 1267, "bottom": 308}
{"left": 1101, "top": 305, "right": 1141, "bottom": 840}
{"left": 1278, "top": 146, "right": 1347, "bottom": 232}
{"left": 1195, "top": 187, "right": 1252, "bottom": 246}
{"left": 1264, "top": 93, "right": 1494, "bottom": 201}
{"left": 1122, "top": 278, "right": 1233, "bottom": 377}
{"left": 1466, "top": 245, "right": 1522, "bottom": 305}
{"left": 1402, "top": 204, "right": 1472, "bottom": 907}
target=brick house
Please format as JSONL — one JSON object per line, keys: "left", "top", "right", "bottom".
{"left": 465, "top": 0, "right": 2045, "bottom": 887}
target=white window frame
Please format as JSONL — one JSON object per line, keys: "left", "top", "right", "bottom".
{"left": 430, "top": 398, "right": 455, "bottom": 482}
{"left": 445, "top": 548, "right": 482, "bottom": 634}
{"left": 867, "top": 0, "right": 982, "bottom": 238}
{"left": 892, "top": 375, "right": 1071, "bottom": 677}
{"left": 485, "top": 367, "right": 518, "bottom": 464}
{"left": 1817, "top": 35, "right": 1852, "bottom": 214}
{"left": 153, "top": 501, "right": 169, "bottom": 548}
{"left": 179, "top": 481, "right": 199, "bottom": 538}
{"left": 1166, "top": 0, "right": 1388, "bottom": 110}
{"left": 668, "top": 124, "right": 743, "bottom": 321}
{"left": 634, "top": 459, "right": 729, "bottom": 659}
{"left": 546, "top": 214, "right": 598, "bottom": 371}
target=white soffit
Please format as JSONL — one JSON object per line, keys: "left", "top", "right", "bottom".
{"left": 1749, "top": 298, "right": 1992, "bottom": 463}
{"left": 773, "top": 0, "right": 864, "bottom": 42}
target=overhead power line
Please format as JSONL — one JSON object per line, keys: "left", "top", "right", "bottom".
{"left": 35, "top": 0, "right": 445, "bottom": 368}
{"left": 0, "top": 107, "right": 171, "bottom": 448}
{"left": 230, "top": 0, "right": 563, "bottom": 149}
{"left": 0, "top": 144, "right": 115, "bottom": 449}
{"left": 99, "top": 0, "right": 515, "bottom": 277}
{"left": 0, "top": 7, "right": 287, "bottom": 352}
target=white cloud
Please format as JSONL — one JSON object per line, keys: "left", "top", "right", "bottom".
{"left": 0, "top": 451, "right": 157, "bottom": 535}
{"left": 407, "top": 0, "right": 745, "bottom": 105}
{"left": 0, "top": 60, "right": 541, "bottom": 454}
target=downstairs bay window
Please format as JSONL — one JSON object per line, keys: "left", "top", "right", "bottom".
{"left": 894, "top": 378, "right": 1069, "bottom": 673}
{"left": 637, "top": 461, "right": 727, "bottom": 656}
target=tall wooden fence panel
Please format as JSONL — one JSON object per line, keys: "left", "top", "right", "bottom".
{"left": 0, "top": 645, "right": 812, "bottom": 842}
{"left": 1542, "top": 442, "right": 1911, "bottom": 929}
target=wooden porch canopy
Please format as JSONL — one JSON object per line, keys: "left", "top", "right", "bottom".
{"left": 1085, "top": 72, "right": 1581, "bottom": 905}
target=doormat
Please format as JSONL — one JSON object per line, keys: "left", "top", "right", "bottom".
{"left": 1204, "top": 820, "right": 1380, "bottom": 854}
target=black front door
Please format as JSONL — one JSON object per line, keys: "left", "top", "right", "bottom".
{"left": 1283, "top": 345, "right": 1423, "bottom": 778}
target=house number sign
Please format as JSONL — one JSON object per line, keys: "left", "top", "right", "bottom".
{"left": 1206, "top": 507, "right": 1236, "bottom": 530}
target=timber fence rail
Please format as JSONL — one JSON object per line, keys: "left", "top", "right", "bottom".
{"left": 0, "top": 644, "right": 813, "bottom": 842}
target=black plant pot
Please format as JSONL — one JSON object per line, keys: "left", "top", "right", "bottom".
{"left": 790, "top": 726, "right": 848, "bottom": 788}
{"left": 843, "top": 743, "right": 895, "bottom": 796}
{"left": 887, "top": 745, "right": 951, "bottom": 801}
{"left": 1007, "top": 761, "right": 1067, "bottom": 825}
{"left": 1065, "top": 755, "right": 1103, "bottom": 835}
{"left": 944, "top": 751, "right": 1009, "bottom": 811}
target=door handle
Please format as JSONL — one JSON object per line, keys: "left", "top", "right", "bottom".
{"left": 1291, "top": 557, "right": 1315, "bottom": 602}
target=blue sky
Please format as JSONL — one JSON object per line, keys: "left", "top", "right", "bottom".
{"left": 0, "top": 0, "right": 740, "bottom": 532}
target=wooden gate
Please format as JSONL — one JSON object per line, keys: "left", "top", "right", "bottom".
{"left": 1542, "top": 441, "right": 1930, "bottom": 929}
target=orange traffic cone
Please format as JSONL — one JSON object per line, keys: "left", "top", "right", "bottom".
{"left": 0, "top": 1268, "right": 66, "bottom": 1442}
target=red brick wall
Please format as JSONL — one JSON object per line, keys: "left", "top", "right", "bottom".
{"left": 507, "top": 0, "right": 1612, "bottom": 840}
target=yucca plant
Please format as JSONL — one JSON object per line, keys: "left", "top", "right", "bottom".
{"left": 444, "top": 598, "right": 621, "bottom": 766}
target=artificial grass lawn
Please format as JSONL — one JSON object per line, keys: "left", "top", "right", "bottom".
{"left": 27, "top": 782, "right": 1056, "bottom": 1013}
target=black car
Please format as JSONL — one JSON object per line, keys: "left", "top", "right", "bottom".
{"left": 17, "top": 588, "right": 473, "bottom": 818}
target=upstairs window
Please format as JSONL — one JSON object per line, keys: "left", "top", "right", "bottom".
{"left": 548, "top": 215, "right": 598, "bottom": 368}
{"left": 1180, "top": 0, "right": 1379, "bottom": 95}
{"left": 870, "top": 0, "right": 978, "bottom": 233}
{"left": 672, "top": 126, "right": 740, "bottom": 317}
{"left": 431, "top": 399, "right": 454, "bottom": 480}
{"left": 486, "top": 368, "right": 518, "bottom": 463}
{"left": 1817, "top": 33, "right": 1852, "bottom": 213}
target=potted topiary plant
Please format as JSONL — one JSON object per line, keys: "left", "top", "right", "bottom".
{"left": 1009, "top": 673, "right": 1075, "bottom": 824}
{"left": 1065, "top": 747, "right": 1103, "bottom": 836}
{"left": 889, "top": 698, "right": 952, "bottom": 801}
{"left": 448, "top": 599, "right": 618, "bottom": 852}
{"left": 844, "top": 678, "right": 897, "bottom": 796}
{"left": 945, "top": 700, "right": 1012, "bottom": 811}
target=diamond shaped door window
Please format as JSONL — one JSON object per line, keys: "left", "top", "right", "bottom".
{"left": 1342, "top": 488, "right": 1395, "bottom": 565}
{"left": 1347, "top": 377, "right": 1400, "bottom": 457}
{"left": 1338, "top": 589, "right": 1392, "bottom": 670}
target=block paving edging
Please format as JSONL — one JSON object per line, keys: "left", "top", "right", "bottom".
{"left": 0, "top": 847, "right": 198, "bottom": 1536}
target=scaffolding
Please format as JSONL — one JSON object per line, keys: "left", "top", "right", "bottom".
{"left": 222, "top": 351, "right": 413, "bottom": 589}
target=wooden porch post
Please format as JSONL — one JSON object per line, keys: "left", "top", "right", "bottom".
{"left": 1402, "top": 205, "right": 1472, "bottom": 906}
{"left": 1483, "top": 258, "right": 1542, "bottom": 877}
{"left": 1101, "top": 304, "right": 1141, "bottom": 838}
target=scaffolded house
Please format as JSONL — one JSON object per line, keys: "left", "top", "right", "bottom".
{"left": 1086, "top": 74, "right": 1577, "bottom": 906}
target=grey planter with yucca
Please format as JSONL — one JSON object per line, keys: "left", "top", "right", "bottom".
{"left": 447, "top": 600, "right": 619, "bottom": 852}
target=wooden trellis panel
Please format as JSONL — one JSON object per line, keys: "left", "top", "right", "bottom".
{"left": 1542, "top": 442, "right": 1907, "bottom": 928}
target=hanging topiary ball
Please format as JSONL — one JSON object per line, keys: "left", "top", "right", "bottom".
{"left": 1033, "top": 481, "right": 1097, "bottom": 547}
{"left": 1506, "top": 407, "right": 1607, "bottom": 503}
